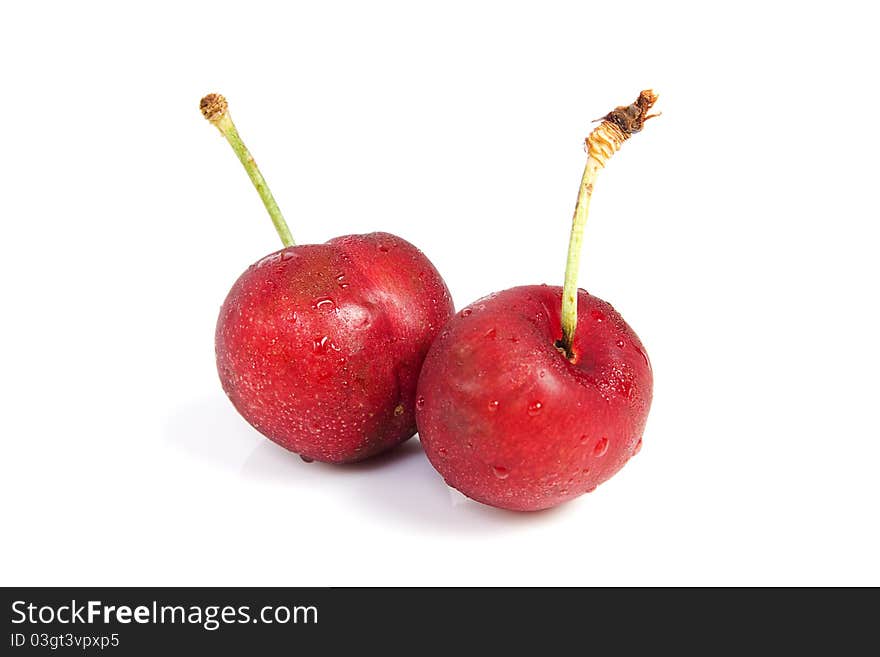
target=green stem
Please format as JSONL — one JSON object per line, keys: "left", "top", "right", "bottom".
{"left": 560, "top": 157, "right": 601, "bottom": 357}
{"left": 201, "top": 95, "right": 295, "bottom": 247}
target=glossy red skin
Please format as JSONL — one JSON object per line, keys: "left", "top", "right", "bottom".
{"left": 216, "top": 232, "right": 454, "bottom": 463}
{"left": 416, "top": 285, "right": 652, "bottom": 511}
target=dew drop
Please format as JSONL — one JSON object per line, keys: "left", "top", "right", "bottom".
{"left": 633, "top": 438, "right": 643, "bottom": 455}
{"left": 527, "top": 401, "right": 543, "bottom": 416}
{"left": 281, "top": 250, "right": 296, "bottom": 261}
{"left": 460, "top": 308, "right": 472, "bottom": 318}
{"left": 616, "top": 339, "right": 625, "bottom": 348}
{"left": 438, "top": 447, "right": 448, "bottom": 456}
{"left": 416, "top": 396, "right": 426, "bottom": 410}
{"left": 487, "top": 400, "right": 500, "bottom": 412}
{"left": 582, "top": 466, "right": 591, "bottom": 476}
{"left": 300, "top": 455, "right": 314, "bottom": 463}
{"left": 579, "top": 434, "right": 589, "bottom": 445}
{"left": 313, "top": 297, "right": 335, "bottom": 310}
{"left": 256, "top": 253, "right": 281, "bottom": 267}
{"left": 539, "top": 370, "right": 546, "bottom": 378}
{"left": 485, "top": 327, "right": 497, "bottom": 339}
{"left": 591, "top": 309, "right": 605, "bottom": 322}
{"left": 378, "top": 244, "right": 390, "bottom": 253}
{"left": 493, "top": 465, "right": 509, "bottom": 479}
{"left": 593, "top": 436, "right": 609, "bottom": 457}
{"left": 313, "top": 336, "right": 330, "bottom": 354}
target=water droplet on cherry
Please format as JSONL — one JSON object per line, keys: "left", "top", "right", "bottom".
{"left": 416, "top": 396, "right": 426, "bottom": 409}
{"left": 594, "top": 436, "right": 609, "bottom": 457}
{"left": 527, "top": 401, "right": 543, "bottom": 416}
{"left": 616, "top": 339, "right": 625, "bottom": 348}
{"left": 493, "top": 466, "right": 509, "bottom": 479}
{"left": 487, "top": 400, "right": 500, "bottom": 412}
{"left": 313, "top": 336, "right": 330, "bottom": 354}
{"left": 300, "top": 455, "right": 314, "bottom": 463}
{"left": 485, "top": 327, "right": 497, "bottom": 339}
{"left": 591, "top": 309, "right": 605, "bottom": 322}
{"left": 281, "top": 250, "right": 296, "bottom": 261}
{"left": 378, "top": 244, "right": 389, "bottom": 253}
{"left": 633, "top": 438, "right": 643, "bottom": 455}
{"left": 460, "top": 308, "right": 472, "bottom": 318}
{"left": 313, "top": 296, "right": 335, "bottom": 310}
{"left": 257, "top": 253, "right": 281, "bottom": 267}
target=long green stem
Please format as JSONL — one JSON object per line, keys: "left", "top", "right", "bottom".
{"left": 558, "top": 90, "right": 659, "bottom": 358}
{"left": 560, "top": 157, "right": 602, "bottom": 354}
{"left": 200, "top": 94, "right": 295, "bottom": 247}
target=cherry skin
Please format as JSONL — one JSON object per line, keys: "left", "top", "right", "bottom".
{"left": 217, "top": 232, "right": 453, "bottom": 463}
{"left": 415, "top": 285, "right": 652, "bottom": 511}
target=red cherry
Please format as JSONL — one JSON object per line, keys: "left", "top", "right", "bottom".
{"left": 201, "top": 94, "right": 452, "bottom": 463}
{"left": 416, "top": 286, "right": 651, "bottom": 511}
{"left": 218, "top": 233, "right": 452, "bottom": 463}
{"left": 415, "top": 91, "right": 658, "bottom": 510}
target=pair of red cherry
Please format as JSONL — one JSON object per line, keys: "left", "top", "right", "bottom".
{"left": 201, "top": 91, "right": 657, "bottom": 512}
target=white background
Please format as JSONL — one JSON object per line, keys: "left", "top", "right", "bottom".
{"left": 1, "top": 1, "right": 878, "bottom": 586}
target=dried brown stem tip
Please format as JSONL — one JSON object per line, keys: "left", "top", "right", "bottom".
{"left": 200, "top": 93, "right": 228, "bottom": 123}
{"left": 601, "top": 89, "right": 659, "bottom": 135}
{"left": 585, "top": 89, "right": 659, "bottom": 167}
